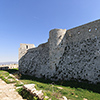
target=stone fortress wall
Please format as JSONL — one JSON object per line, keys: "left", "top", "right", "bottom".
{"left": 19, "top": 19, "right": 100, "bottom": 83}
{"left": 19, "top": 44, "right": 35, "bottom": 60}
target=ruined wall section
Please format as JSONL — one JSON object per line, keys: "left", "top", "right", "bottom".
{"left": 19, "top": 44, "right": 35, "bottom": 60}
{"left": 19, "top": 42, "right": 49, "bottom": 78}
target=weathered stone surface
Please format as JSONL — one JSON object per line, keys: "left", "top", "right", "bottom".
{"left": 23, "top": 84, "right": 35, "bottom": 90}
{"left": 49, "top": 29, "right": 67, "bottom": 75}
{"left": 19, "top": 44, "right": 35, "bottom": 60}
{"left": 83, "top": 98, "right": 88, "bottom": 100}
{"left": 19, "top": 19, "right": 100, "bottom": 83}
{"left": 59, "top": 96, "right": 68, "bottom": 100}
{"left": 45, "top": 96, "right": 49, "bottom": 99}
{"left": 23, "top": 84, "right": 44, "bottom": 100}
{"left": 19, "top": 42, "right": 49, "bottom": 78}
{"left": 62, "top": 96, "right": 68, "bottom": 100}
{"left": 57, "top": 87, "right": 63, "bottom": 89}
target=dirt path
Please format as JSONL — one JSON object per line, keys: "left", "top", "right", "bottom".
{"left": 0, "top": 78, "right": 24, "bottom": 100}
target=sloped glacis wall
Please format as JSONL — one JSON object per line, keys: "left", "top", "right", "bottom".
{"left": 19, "top": 19, "right": 100, "bottom": 83}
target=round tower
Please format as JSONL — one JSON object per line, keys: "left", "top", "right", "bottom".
{"left": 49, "top": 29, "right": 67, "bottom": 75}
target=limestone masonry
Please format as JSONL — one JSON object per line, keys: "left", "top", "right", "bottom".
{"left": 19, "top": 19, "right": 100, "bottom": 83}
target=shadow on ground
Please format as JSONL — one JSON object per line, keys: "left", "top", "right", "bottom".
{"left": 5, "top": 69, "right": 100, "bottom": 94}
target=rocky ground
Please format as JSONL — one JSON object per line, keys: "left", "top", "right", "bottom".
{"left": 0, "top": 78, "right": 24, "bottom": 100}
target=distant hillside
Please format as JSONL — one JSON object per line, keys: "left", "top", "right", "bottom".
{"left": 0, "top": 62, "right": 18, "bottom": 65}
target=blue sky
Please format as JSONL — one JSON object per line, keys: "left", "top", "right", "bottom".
{"left": 0, "top": 0, "right": 100, "bottom": 62}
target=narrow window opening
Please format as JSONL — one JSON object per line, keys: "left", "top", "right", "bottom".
{"left": 95, "top": 28, "right": 97, "bottom": 30}
{"left": 78, "top": 31, "right": 80, "bottom": 34}
{"left": 89, "top": 29, "right": 91, "bottom": 32}
{"left": 26, "top": 45, "right": 28, "bottom": 49}
{"left": 69, "top": 34, "right": 71, "bottom": 37}
{"left": 59, "top": 35, "right": 62, "bottom": 39}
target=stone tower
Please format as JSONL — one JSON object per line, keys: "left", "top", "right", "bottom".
{"left": 19, "top": 44, "right": 35, "bottom": 60}
{"left": 49, "top": 29, "right": 67, "bottom": 75}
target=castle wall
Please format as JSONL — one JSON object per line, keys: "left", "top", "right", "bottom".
{"left": 54, "top": 36, "right": 100, "bottom": 83}
{"left": 66, "top": 19, "right": 100, "bottom": 43}
{"left": 19, "top": 44, "right": 35, "bottom": 60}
{"left": 19, "top": 42, "right": 49, "bottom": 78}
{"left": 19, "top": 19, "right": 100, "bottom": 83}
{"left": 53, "top": 19, "right": 100, "bottom": 83}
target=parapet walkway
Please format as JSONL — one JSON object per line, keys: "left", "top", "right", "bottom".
{"left": 0, "top": 78, "right": 23, "bottom": 100}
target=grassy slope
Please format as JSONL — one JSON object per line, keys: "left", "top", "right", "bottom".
{"left": 0, "top": 69, "right": 100, "bottom": 100}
